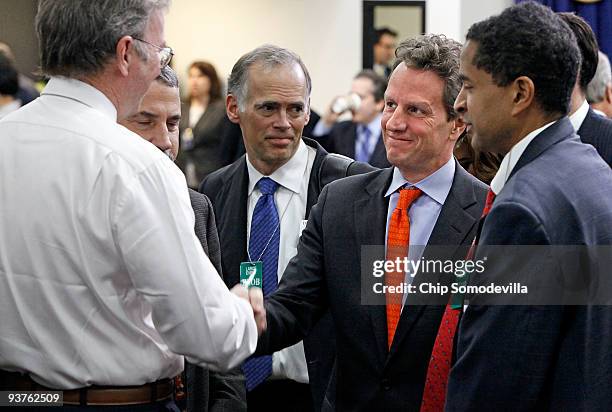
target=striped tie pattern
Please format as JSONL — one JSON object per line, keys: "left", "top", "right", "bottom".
{"left": 243, "top": 177, "right": 280, "bottom": 391}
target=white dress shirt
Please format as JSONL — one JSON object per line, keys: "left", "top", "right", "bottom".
{"left": 246, "top": 140, "right": 315, "bottom": 383}
{"left": 569, "top": 99, "right": 589, "bottom": 132}
{"left": 0, "top": 77, "right": 257, "bottom": 389}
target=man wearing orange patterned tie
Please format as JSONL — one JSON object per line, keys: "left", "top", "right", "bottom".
{"left": 255, "top": 34, "right": 487, "bottom": 411}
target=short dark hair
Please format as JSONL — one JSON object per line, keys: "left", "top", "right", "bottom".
{"left": 393, "top": 34, "right": 463, "bottom": 120}
{"left": 557, "top": 12, "right": 599, "bottom": 91}
{"left": 375, "top": 27, "right": 398, "bottom": 44}
{"left": 156, "top": 65, "right": 178, "bottom": 88}
{"left": 189, "top": 61, "right": 222, "bottom": 102}
{"left": 466, "top": 1, "right": 579, "bottom": 116}
{"left": 354, "top": 69, "right": 387, "bottom": 102}
{"left": 36, "top": 0, "right": 170, "bottom": 78}
{"left": 0, "top": 52, "right": 19, "bottom": 97}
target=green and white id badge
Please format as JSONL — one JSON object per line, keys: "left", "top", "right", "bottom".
{"left": 240, "top": 261, "right": 263, "bottom": 289}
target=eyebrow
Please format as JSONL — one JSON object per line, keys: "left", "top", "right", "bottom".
{"left": 136, "top": 111, "right": 159, "bottom": 119}
{"left": 168, "top": 115, "right": 181, "bottom": 122}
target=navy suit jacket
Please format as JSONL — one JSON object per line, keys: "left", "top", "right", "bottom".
{"left": 256, "top": 163, "right": 487, "bottom": 411}
{"left": 448, "top": 118, "right": 612, "bottom": 411}
{"left": 315, "top": 120, "right": 391, "bottom": 169}
{"left": 577, "top": 108, "right": 612, "bottom": 167}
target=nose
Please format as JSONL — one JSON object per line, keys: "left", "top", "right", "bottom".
{"left": 152, "top": 125, "right": 172, "bottom": 153}
{"left": 454, "top": 86, "right": 467, "bottom": 116}
{"left": 273, "top": 109, "right": 291, "bottom": 130}
{"left": 383, "top": 106, "right": 406, "bottom": 133}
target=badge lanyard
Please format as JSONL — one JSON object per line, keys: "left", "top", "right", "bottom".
{"left": 246, "top": 148, "right": 311, "bottom": 264}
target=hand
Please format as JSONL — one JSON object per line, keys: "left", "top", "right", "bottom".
{"left": 231, "top": 284, "right": 267, "bottom": 335}
{"left": 321, "top": 96, "right": 343, "bottom": 127}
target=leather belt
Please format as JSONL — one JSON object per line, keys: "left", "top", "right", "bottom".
{"left": 0, "top": 370, "right": 175, "bottom": 406}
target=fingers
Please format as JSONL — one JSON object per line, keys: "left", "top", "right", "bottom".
{"left": 230, "top": 283, "right": 249, "bottom": 301}
{"left": 248, "top": 287, "right": 267, "bottom": 336}
{"left": 230, "top": 284, "right": 267, "bottom": 336}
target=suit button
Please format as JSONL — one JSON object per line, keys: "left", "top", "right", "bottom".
{"left": 382, "top": 378, "right": 391, "bottom": 390}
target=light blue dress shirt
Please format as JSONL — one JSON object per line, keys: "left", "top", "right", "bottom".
{"left": 384, "top": 158, "right": 456, "bottom": 289}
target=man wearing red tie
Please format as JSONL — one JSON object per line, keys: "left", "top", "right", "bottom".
{"left": 255, "top": 34, "right": 487, "bottom": 411}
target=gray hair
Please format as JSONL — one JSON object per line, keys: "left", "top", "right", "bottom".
{"left": 587, "top": 51, "right": 611, "bottom": 104}
{"left": 393, "top": 34, "right": 462, "bottom": 120}
{"left": 36, "top": 0, "right": 170, "bottom": 78}
{"left": 227, "top": 44, "right": 311, "bottom": 111}
{"left": 155, "top": 65, "right": 178, "bottom": 88}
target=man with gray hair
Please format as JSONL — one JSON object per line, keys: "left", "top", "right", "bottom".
{"left": 250, "top": 34, "right": 486, "bottom": 411}
{"left": 0, "top": 1, "right": 262, "bottom": 410}
{"left": 587, "top": 51, "right": 612, "bottom": 118}
{"left": 200, "top": 45, "right": 374, "bottom": 411}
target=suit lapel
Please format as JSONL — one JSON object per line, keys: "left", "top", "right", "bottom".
{"left": 370, "top": 133, "right": 388, "bottom": 166}
{"left": 509, "top": 117, "right": 575, "bottom": 181}
{"left": 354, "top": 168, "right": 393, "bottom": 364}
{"left": 342, "top": 123, "right": 357, "bottom": 159}
{"left": 387, "top": 162, "right": 481, "bottom": 359}
{"left": 217, "top": 159, "right": 249, "bottom": 286}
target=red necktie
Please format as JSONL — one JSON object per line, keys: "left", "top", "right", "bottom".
{"left": 386, "top": 187, "right": 422, "bottom": 350}
{"left": 420, "top": 189, "right": 496, "bottom": 412}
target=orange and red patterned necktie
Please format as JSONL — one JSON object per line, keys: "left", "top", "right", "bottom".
{"left": 385, "top": 187, "right": 422, "bottom": 350}
{"left": 420, "top": 189, "right": 496, "bottom": 412}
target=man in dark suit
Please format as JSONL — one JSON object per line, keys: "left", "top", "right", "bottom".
{"left": 448, "top": 2, "right": 612, "bottom": 410}
{"left": 200, "top": 45, "right": 375, "bottom": 412}
{"left": 254, "top": 34, "right": 487, "bottom": 411}
{"left": 312, "top": 70, "right": 391, "bottom": 168}
{"left": 558, "top": 12, "right": 612, "bottom": 167}
{"left": 121, "top": 66, "right": 246, "bottom": 412}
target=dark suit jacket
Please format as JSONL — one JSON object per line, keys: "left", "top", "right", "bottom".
{"left": 177, "top": 100, "right": 227, "bottom": 184}
{"left": 185, "top": 189, "right": 246, "bottom": 412}
{"left": 200, "top": 138, "right": 376, "bottom": 411}
{"left": 577, "top": 108, "right": 612, "bottom": 167}
{"left": 315, "top": 120, "right": 391, "bottom": 169}
{"left": 255, "top": 163, "right": 487, "bottom": 411}
{"left": 448, "top": 118, "right": 612, "bottom": 411}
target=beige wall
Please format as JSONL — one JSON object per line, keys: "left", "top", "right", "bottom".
{"left": 165, "top": 0, "right": 511, "bottom": 113}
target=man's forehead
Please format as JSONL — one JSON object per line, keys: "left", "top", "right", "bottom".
{"left": 247, "top": 63, "right": 308, "bottom": 102}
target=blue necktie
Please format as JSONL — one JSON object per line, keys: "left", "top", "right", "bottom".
{"left": 356, "top": 125, "right": 372, "bottom": 163}
{"left": 243, "top": 177, "right": 280, "bottom": 391}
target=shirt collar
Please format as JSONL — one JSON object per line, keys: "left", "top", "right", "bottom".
{"left": 361, "top": 113, "right": 383, "bottom": 138}
{"left": 384, "top": 156, "right": 456, "bottom": 205}
{"left": 569, "top": 99, "right": 590, "bottom": 132}
{"left": 490, "top": 120, "right": 556, "bottom": 195}
{"left": 41, "top": 77, "right": 118, "bottom": 121}
{"left": 247, "top": 139, "right": 309, "bottom": 195}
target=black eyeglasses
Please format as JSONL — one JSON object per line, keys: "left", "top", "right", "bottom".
{"left": 132, "top": 37, "right": 174, "bottom": 68}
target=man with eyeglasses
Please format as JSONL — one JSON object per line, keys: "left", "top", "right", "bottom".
{"left": 0, "top": 1, "right": 262, "bottom": 411}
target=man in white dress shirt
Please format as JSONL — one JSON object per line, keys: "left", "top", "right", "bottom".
{"left": 0, "top": 1, "right": 262, "bottom": 410}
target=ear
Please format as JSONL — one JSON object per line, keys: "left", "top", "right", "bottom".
{"left": 115, "top": 35, "right": 134, "bottom": 77}
{"left": 509, "top": 76, "right": 535, "bottom": 117}
{"left": 226, "top": 94, "right": 241, "bottom": 124}
{"left": 449, "top": 115, "right": 466, "bottom": 142}
{"left": 605, "top": 83, "right": 612, "bottom": 104}
{"left": 304, "top": 97, "right": 311, "bottom": 125}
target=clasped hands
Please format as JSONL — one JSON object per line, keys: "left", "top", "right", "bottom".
{"left": 231, "top": 284, "right": 266, "bottom": 335}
